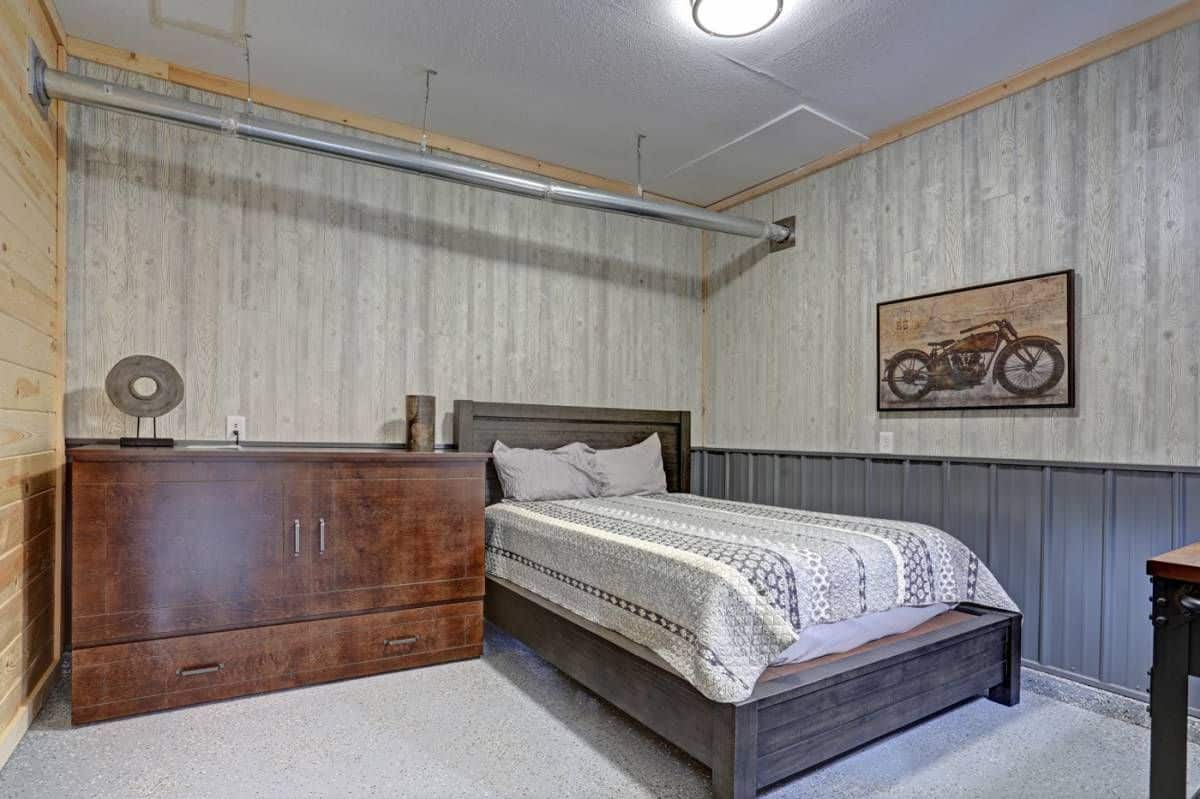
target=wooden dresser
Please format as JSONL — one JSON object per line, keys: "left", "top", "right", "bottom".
{"left": 68, "top": 446, "right": 489, "bottom": 723}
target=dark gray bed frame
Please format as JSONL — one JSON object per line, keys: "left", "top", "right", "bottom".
{"left": 454, "top": 400, "right": 1021, "bottom": 799}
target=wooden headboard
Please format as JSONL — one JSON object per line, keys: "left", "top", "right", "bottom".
{"left": 453, "top": 400, "right": 691, "bottom": 505}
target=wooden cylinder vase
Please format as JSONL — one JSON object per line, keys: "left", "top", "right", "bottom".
{"left": 406, "top": 394, "right": 436, "bottom": 452}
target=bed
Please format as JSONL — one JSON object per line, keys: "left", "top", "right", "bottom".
{"left": 454, "top": 400, "right": 1021, "bottom": 799}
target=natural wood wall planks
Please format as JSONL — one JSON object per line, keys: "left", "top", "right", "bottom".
{"left": 65, "top": 60, "right": 702, "bottom": 445}
{"left": 0, "top": 0, "right": 62, "bottom": 769}
{"left": 704, "top": 22, "right": 1200, "bottom": 466}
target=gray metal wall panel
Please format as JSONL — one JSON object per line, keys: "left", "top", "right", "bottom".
{"left": 776, "top": 454, "right": 804, "bottom": 509}
{"left": 1184, "top": 473, "right": 1200, "bottom": 546}
{"left": 701, "top": 451, "right": 727, "bottom": 497}
{"left": 727, "top": 453, "right": 752, "bottom": 501}
{"left": 906, "top": 461, "right": 945, "bottom": 528}
{"left": 751, "top": 454, "right": 777, "bottom": 505}
{"left": 1042, "top": 468, "right": 1104, "bottom": 680}
{"left": 803, "top": 457, "right": 835, "bottom": 513}
{"left": 867, "top": 459, "right": 904, "bottom": 519}
{"left": 944, "top": 463, "right": 992, "bottom": 560}
{"left": 834, "top": 458, "right": 868, "bottom": 516}
{"left": 990, "top": 465, "right": 1045, "bottom": 662}
{"left": 1102, "top": 470, "right": 1174, "bottom": 693}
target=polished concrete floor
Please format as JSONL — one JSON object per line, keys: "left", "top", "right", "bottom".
{"left": 1, "top": 626, "right": 1197, "bottom": 798}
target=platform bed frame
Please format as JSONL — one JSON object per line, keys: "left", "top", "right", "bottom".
{"left": 454, "top": 400, "right": 1022, "bottom": 799}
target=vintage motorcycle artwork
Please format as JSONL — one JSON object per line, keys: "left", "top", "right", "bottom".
{"left": 882, "top": 319, "right": 1065, "bottom": 402}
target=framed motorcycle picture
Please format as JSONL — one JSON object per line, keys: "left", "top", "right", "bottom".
{"left": 877, "top": 269, "right": 1075, "bottom": 412}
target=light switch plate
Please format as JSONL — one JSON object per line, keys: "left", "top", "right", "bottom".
{"left": 878, "top": 431, "right": 895, "bottom": 454}
{"left": 226, "top": 415, "right": 246, "bottom": 441}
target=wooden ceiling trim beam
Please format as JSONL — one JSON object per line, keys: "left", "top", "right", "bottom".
{"left": 33, "top": 0, "right": 64, "bottom": 45}
{"left": 63, "top": 36, "right": 691, "bottom": 205}
{"left": 708, "top": 0, "right": 1200, "bottom": 212}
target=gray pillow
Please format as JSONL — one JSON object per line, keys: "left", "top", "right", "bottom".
{"left": 492, "top": 441, "right": 599, "bottom": 501}
{"left": 594, "top": 434, "right": 668, "bottom": 497}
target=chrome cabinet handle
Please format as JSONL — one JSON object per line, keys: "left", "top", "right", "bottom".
{"left": 383, "top": 636, "right": 418, "bottom": 648}
{"left": 292, "top": 519, "right": 301, "bottom": 556}
{"left": 177, "top": 663, "right": 223, "bottom": 677}
{"left": 318, "top": 517, "right": 326, "bottom": 555}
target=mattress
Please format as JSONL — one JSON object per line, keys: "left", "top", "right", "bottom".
{"left": 484, "top": 493, "right": 1017, "bottom": 703}
{"left": 771, "top": 601, "right": 951, "bottom": 664}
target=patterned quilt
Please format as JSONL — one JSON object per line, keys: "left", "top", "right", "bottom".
{"left": 485, "top": 493, "right": 1017, "bottom": 703}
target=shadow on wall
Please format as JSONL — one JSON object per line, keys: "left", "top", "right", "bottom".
{"left": 378, "top": 419, "right": 407, "bottom": 443}
{"left": 72, "top": 143, "right": 701, "bottom": 300}
{"left": 706, "top": 239, "right": 771, "bottom": 296}
{"left": 64, "top": 388, "right": 128, "bottom": 440}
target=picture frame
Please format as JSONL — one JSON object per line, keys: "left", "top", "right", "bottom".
{"left": 876, "top": 270, "right": 1075, "bottom": 413}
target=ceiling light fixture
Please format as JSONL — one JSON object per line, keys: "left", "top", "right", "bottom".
{"left": 692, "top": 0, "right": 782, "bottom": 38}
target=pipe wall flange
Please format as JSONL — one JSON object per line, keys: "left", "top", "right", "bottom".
{"left": 27, "top": 39, "right": 50, "bottom": 119}
{"left": 769, "top": 216, "right": 796, "bottom": 252}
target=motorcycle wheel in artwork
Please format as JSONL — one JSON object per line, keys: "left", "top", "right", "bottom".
{"left": 883, "top": 319, "right": 1065, "bottom": 402}
{"left": 885, "top": 350, "right": 934, "bottom": 401}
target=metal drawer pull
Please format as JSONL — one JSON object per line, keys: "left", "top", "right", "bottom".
{"left": 177, "top": 663, "right": 224, "bottom": 677}
{"left": 318, "top": 517, "right": 326, "bottom": 555}
{"left": 292, "top": 519, "right": 301, "bottom": 556}
{"left": 383, "top": 636, "right": 418, "bottom": 647}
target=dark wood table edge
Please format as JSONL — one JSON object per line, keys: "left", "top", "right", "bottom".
{"left": 1146, "top": 545, "right": 1200, "bottom": 799}
{"left": 68, "top": 444, "right": 492, "bottom": 463}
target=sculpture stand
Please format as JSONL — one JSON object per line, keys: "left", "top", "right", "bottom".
{"left": 119, "top": 416, "right": 174, "bottom": 448}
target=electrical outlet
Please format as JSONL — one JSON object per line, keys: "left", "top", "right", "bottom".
{"left": 878, "top": 431, "right": 895, "bottom": 454}
{"left": 226, "top": 415, "right": 246, "bottom": 442}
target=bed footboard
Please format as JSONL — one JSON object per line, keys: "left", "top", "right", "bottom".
{"left": 728, "top": 605, "right": 1020, "bottom": 798}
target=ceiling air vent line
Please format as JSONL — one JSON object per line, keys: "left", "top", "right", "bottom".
{"left": 29, "top": 51, "right": 792, "bottom": 245}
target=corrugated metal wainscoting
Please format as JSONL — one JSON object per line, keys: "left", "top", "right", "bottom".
{"left": 691, "top": 448, "right": 1200, "bottom": 712}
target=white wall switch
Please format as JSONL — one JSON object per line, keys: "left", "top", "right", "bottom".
{"left": 878, "top": 431, "right": 895, "bottom": 454}
{"left": 226, "top": 415, "right": 246, "bottom": 442}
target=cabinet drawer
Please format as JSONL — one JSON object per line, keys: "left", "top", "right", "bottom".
{"left": 71, "top": 601, "right": 483, "bottom": 724}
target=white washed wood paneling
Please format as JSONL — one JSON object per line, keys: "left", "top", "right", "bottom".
{"left": 704, "top": 23, "right": 1200, "bottom": 466}
{"left": 66, "top": 61, "right": 702, "bottom": 444}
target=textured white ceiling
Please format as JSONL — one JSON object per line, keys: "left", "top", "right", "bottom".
{"left": 56, "top": 0, "right": 1177, "bottom": 205}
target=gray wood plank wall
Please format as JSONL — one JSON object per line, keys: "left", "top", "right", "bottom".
{"left": 704, "top": 22, "right": 1200, "bottom": 466}
{"left": 693, "top": 447, "right": 1200, "bottom": 711}
{"left": 65, "top": 60, "right": 702, "bottom": 444}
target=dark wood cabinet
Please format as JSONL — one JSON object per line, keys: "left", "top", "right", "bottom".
{"left": 69, "top": 446, "right": 489, "bottom": 723}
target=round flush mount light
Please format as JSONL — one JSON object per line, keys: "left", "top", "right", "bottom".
{"left": 692, "top": 0, "right": 782, "bottom": 38}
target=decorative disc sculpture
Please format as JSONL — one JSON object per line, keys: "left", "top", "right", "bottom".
{"left": 104, "top": 355, "right": 184, "bottom": 447}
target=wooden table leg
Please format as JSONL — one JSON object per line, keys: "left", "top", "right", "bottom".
{"left": 1150, "top": 578, "right": 1190, "bottom": 799}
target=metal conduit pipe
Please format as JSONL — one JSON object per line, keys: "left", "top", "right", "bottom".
{"left": 33, "top": 60, "right": 794, "bottom": 244}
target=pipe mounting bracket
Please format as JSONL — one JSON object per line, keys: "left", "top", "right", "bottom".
{"left": 27, "top": 39, "right": 50, "bottom": 119}
{"left": 769, "top": 216, "right": 796, "bottom": 253}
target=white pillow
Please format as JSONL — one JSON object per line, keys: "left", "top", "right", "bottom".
{"left": 491, "top": 441, "right": 599, "bottom": 501}
{"left": 593, "top": 434, "right": 668, "bottom": 497}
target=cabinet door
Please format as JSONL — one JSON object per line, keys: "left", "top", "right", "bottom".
{"left": 308, "top": 463, "right": 484, "bottom": 610}
{"left": 71, "top": 461, "right": 293, "bottom": 646}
